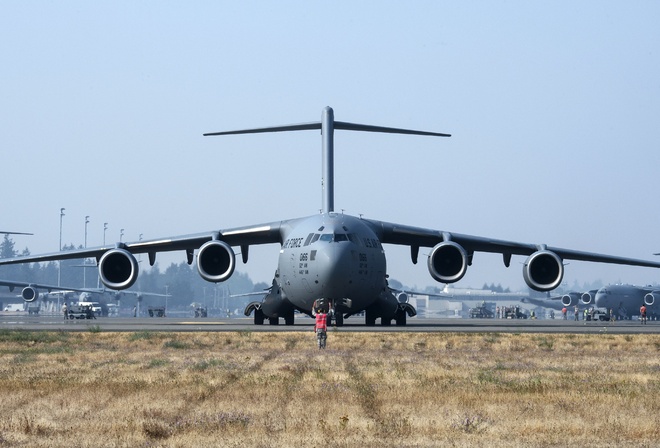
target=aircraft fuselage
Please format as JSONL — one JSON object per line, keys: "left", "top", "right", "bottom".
{"left": 277, "top": 212, "right": 387, "bottom": 314}
{"left": 595, "top": 284, "right": 656, "bottom": 319}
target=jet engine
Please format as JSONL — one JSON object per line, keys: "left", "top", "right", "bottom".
{"left": 98, "top": 248, "right": 139, "bottom": 290}
{"left": 581, "top": 290, "right": 597, "bottom": 305}
{"left": 21, "top": 286, "right": 38, "bottom": 302}
{"left": 427, "top": 241, "right": 468, "bottom": 284}
{"left": 196, "top": 240, "right": 236, "bottom": 283}
{"left": 522, "top": 250, "right": 564, "bottom": 292}
{"left": 561, "top": 292, "right": 581, "bottom": 307}
{"left": 396, "top": 292, "right": 409, "bottom": 303}
{"left": 644, "top": 292, "right": 657, "bottom": 306}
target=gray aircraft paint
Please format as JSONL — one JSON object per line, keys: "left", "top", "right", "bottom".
{"left": 3, "top": 107, "right": 660, "bottom": 326}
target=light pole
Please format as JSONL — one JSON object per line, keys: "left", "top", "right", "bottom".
{"left": 58, "top": 208, "right": 65, "bottom": 288}
{"left": 84, "top": 216, "right": 89, "bottom": 288}
{"left": 98, "top": 222, "right": 108, "bottom": 288}
{"left": 165, "top": 285, "right": 169, "bottom": 317}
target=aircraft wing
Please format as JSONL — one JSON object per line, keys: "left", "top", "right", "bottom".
{"left": 0, "top": 279, "right": 102, "bottom": 295}
{"left": 390, "top": 287, "right": 452, "bottom": 299}
{"left": 520, "top": 296, "right": 565, "bottom": 310}
{"left": 0, "top": 220, "right": 290, "bottom": 267}
{"left": 363, "top": 219, "right": 660, "bottom": 268}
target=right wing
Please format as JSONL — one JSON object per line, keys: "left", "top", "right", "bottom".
{"left": 0, "top": 219, "right": 296, "bottom": 290}
{"left": 0, "top": 279, "right": 107, "bottom": 302}
{"left": 0, "top": 220, "right": 290, "bottom": 265}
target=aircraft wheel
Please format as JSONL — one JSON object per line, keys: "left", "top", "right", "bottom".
{"left": 254, "top": 308, "right": 264, "bottom": 325}
{"left": 381, "top": 318, "right": 392, "bottom": 326}
{"left": 335, "top": 313, "right": 344, "bottom": 327}
{"left": 395, "top": 310, "right": 407, "bottom": 326}
{"left": 269, "top": 317, "right": 279, "bottom": 325}
{"left": 284, "top": 312, "right": 294, "bottom": 326}
{"left": 365, "top": 310, "right": 376, "bottom": 326}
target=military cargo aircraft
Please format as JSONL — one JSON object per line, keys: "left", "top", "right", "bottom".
{"left": 2, "top": 107, "right": 660, "bottom": 326}
{"left": 523, "top": 284, "right": 658, "bottom": 321}
{"left": 589, "top": 284, "right": 658, "bottom": 320}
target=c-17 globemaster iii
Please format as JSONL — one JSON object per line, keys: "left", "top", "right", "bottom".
{"left": 2, "top": 107, "right": 660, "bottom": 326}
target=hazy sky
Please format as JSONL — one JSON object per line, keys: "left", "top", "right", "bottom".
{"left": 2, "top": 1, "right": 659, "bottom": 292}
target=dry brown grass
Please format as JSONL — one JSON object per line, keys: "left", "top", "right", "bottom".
{"left": 0, "top": 329, "right": 658, "bottom": 447}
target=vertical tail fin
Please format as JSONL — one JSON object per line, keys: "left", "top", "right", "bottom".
{"left": 204, "top": 107, "right": 451, "bottom": 214}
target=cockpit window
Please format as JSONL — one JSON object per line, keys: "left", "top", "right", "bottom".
{"left": 319, "top": 234, "right": 333, "bottom": 242}
{"left": 334, "top": 233, "right": 348, "bottom": 242}
{"left": 310, "top": 233, "right": 320, "bottom": 244}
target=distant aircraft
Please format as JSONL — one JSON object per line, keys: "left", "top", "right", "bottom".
{"left": 0, "top": 231, "right": 32, "bottom": 236}
{"left": 0, "top": 278, "right": 167, "bottom": 312}
{"left": 588, "top": 284, "right": 658, "bottom": 320}
{"left": 2, "top": 107, "right": 660, "bottom": 326}
{"left": 523, "top": 285, "right": 658, "bottom": 320}
{"left": 0, "top": 279, "right": 95, "bottom": 302}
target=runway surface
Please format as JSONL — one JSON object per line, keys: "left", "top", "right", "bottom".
{"left": 1, "top": 313, "right": 658, "bottom": 334}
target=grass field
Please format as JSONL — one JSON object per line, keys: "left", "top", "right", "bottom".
{"left": 0, "top": 329, "right": 658, "bottom": 447}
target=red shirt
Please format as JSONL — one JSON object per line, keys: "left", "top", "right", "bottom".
{"left": 315, "top": 313, "right": 327, "bottom": 331}
{"left": 640, "top": 306, "right": 647, "bottom": 316}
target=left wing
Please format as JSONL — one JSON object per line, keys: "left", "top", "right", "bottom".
{"left": 363, "top": 219, "right": 660, "bottom": 292}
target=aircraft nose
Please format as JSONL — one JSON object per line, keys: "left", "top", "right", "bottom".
{"left": 316, "top": 243, "right": 355, "bottom": 294}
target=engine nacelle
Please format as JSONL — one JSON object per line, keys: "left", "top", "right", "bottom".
{"left": 581, "top": 289, "right": 597, "bottom": 305}
{"left": 427, "top": 241, "right": 468, "bottom": 284}
{"left": 522, "top": 250, "right": 564, "bottom": 292}
{"left": 561, "top": 292, "right": 581, "bottom": 307}
{"left": 396, "top": 292, "right": 409, "bottom": 304}
{"left": 644, "top": 292, "right": 657, "bottom": 306}
{"left": 197, "top": 240, "right": 236, "bottom": 283}
{"left": 21, "top": 286, "right": 39, "bottom": 302}
{"left": 98, "top": 248, "right": 139, "bottom": 290}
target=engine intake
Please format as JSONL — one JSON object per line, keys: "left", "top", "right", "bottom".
{"left": 427, "top": 241, "right": 468, "bottom": 284}
{"left": 561, "top": 292, "right": 581, "bottom": 307}
{"left": 644, "top": 292, "right": 656, "bottom": 306}
{"left": 98, "top": 248, "right": 139, "bottom": 290}
{"left": 581, "top": 290, "right": 597, "bottom": 305}
{"left": 523, "top": 250, "right": 563, "bottom": 292}
{"left": 197, "top": 240, "right": 236, "bottom": 283}
{"left": 21, "top": 286, "right": 38, "bottom": 302}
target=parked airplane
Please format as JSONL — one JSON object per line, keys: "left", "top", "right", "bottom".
{"left": 2, "top": 107, "right": 660, "bottom": 326}
{"left": 0, "top": 279, "right": 167, "bottom": 314}
{"left": 588, "top": 284, "right": 658, "bottom": 320}
{"left": 523, "top": 284, "right": 658, "bottom": 320}
{"left": 0, "top": 279, "right": 97, "bottom": 302}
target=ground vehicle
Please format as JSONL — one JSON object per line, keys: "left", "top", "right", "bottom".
{"left": 68, "top": 304, "right": 96, "bottom": 319}
{"left": 468, "top": 304, "right": 494, "bottom": 318}
{"left": 148, "top": 306, "right": 166, "bottom": 317}
{"left": 591, "top": 309, "right": 611, "bottom": 321}
{"left": 106, "top": 304, "right": 119, "bottom": 317}
{"left": 4, "top": 304, "right": 24, "bottom": 312}
{"left": 78, "top": 301, "right": 102, "bottom": 317}
{"left": 27, "top": 305, "right": 40, "bottom": 315}
{"left": 194, "top": 306, "right": 207, "bottom": 318}
{"left": 504, "top": 306, "right": 528, "bottom": 319}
